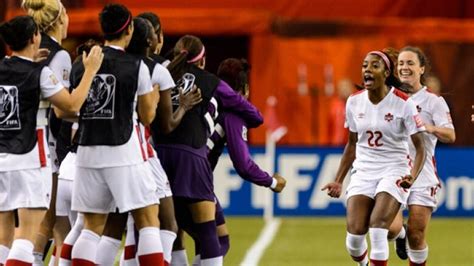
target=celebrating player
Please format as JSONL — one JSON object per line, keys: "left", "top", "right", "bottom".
{"left": 322, "top": 50, "right": 426, "bottom": 266}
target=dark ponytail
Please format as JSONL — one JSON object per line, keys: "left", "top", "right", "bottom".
{"left": 126, "top": 17, "right": 151, "bottom": 56}
{"left": 167, "top": 35, "right": 204, "bottom": 81}
{"left": 217, "top": 58, "right": 250, "bottom": 94}
{"left": 0, "top": 16, "right": 38, "bottom": 51}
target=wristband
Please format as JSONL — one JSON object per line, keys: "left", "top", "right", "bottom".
{"left": 270, "top": 177, "right": 278, "bottom": 189}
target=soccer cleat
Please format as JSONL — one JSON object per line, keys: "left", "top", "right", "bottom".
{"left": 395, "top": 224, "right": 408, "bottom": 260}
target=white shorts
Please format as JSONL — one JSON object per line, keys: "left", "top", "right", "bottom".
{"left": 56, "top": 178, "right": 77, "bottom": 225}
{"left": 72, "top": 163, "right": 159, "bottom": 214}
{"left": 58, "top": 152, "right": 76, "bottom": 181}
{"left": 0, "top": 167, "right": 52, "bottom": 211}
{"left": 148, "top": 156, "right": 172, "bottom": 199}
{"left": 407, "top": 186, "right": 439, "bottom": 210}
{"left": 346, "top": 169, "right": 410, "bottom": 207}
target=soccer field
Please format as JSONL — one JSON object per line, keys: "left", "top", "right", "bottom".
{"left": 180, "top": 217, "right": 474, "bottom": 266}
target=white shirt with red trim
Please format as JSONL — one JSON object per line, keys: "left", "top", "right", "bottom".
{"left": 409, "top": 86, "right": 454, "bottom": 188}
{"left": 345, "top": 87, "right": 425, "bottom": 176}
{"left": 75, "top": 57, "right": 153, "bottom": 168}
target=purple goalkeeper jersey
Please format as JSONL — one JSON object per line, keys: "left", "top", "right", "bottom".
{"left": 208, "top": 111, "right": 272, "bottom": 188}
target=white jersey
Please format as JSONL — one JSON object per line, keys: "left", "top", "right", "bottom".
{"left": 409, "top": 87, "right": 454, "bottom": 188}
{"left": 345, "top": 88, "right": 425, "bottom": 176}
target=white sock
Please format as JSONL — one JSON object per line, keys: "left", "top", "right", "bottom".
{"left": 345, "top": 232, "right": 368, "bottom": 265}
{"left": 200, "top": 256, "right": 222, "bottom": 266}
{"left": 171, "top": 250, "right": 188, "bottom": 266}
{"left": 136, "top": 227, "right": 164, "bottom": 265}
{"left": 122, "top": 215, "right": 137, "bottom": 264}
{"left": 389, "top": 226, "right": 406, "bottom": 241}
{"left": 369, "top": 228, "right": 389, "bottom": 261}
{"left": 0, "top": 245, "right": 10, "bottom": 265}
{"left": 59, "top": 213, "right": 84, "bottom": 265}
{"left": 160, "top": 230, "right": 177, "bottom": 264}
{"left": 32, "top": 251, "right": 43, "bottom": 266}
{"left": 191, "top": 254, "right": 200, "bottom": 265}
{"left": 96, "top": 236, "right": 122, "bottom": 265}
{"left": 71, "top": 229, "right": 100, "bottom": 264}
{"left": 6, "top": 239, "right": 34, "bottom": 264}
{"left": 408, "top": 246, "right": 428, "bottom": 264}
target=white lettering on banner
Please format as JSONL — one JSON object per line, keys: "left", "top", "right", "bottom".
{"left": 309, "top": 154, "right": 349, "bottom": 208}
{"left": 251, "top": 154, "right": 269, "bottom": 208}
{"left": 277, "top": 154, "right": 319, "bottom": 209}
{"left": 214, "top": 154, "right": 243, "bottom": 208}
{"left": 444, "top": 176, "right": 474, "bottom": 210}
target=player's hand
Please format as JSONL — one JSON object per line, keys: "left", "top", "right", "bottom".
{"left": 271, "top": 173, "right": 286, "bottom": 193}
{"left": 83, "top": 45, "right": 104, "bottom": 74}
{"left": 179, "top": 85, "right": 202, "bottom": 111}
{"left": 321, "top": 182, "right": 342, "bottom": 198}
{"left": 33, "top": 48, "right": 50, "bottom": 62}
{"left": 398, "top": 174, "right": 415, "bottom": 189}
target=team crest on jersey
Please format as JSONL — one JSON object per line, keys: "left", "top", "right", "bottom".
{"left": 416, "top": 105, "right": 422, "bottom": 113}
{"left": 171, "top": 73, "right": 195, "bottom": 107}
{"left": 82, "top": 74, "right": 116, "bottom": 120}
{"left": 242, "top": 126, "right": 248, "bottom": 141}
{"left": 0, "top": 86, "right": 21, "bottom": 130}
{"left": 384, "top": 112, "right": 394, "bottom": 122}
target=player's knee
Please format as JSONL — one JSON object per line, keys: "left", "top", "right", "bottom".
{"left": 407, "top": 228, "right": 425, "bottom": 248}
{"left": 132, "top": 205, "right": 160, "bottom": 229}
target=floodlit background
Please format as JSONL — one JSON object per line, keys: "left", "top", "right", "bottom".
{"left": 2, "top": 0, "right": 473, "bottom": 265}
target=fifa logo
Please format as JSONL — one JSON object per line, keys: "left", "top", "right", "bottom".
{"left": 83, "top": 74, "right": 116, "bottom": 119}
{"left": 0, "top": 86, "right": 20, "bottom": 130}
{"left": 171, "top": 73, "right": 195, "bottom": 107}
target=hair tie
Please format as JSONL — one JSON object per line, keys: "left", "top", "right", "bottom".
{"left": 368, "top": 50, "right": 391, "bottom": 72}
{"left": 108, "top": 14, "right": 131, "bottom": 35}
{"left": 180, "top": 49, "right": 188, "bottom": 55}
{"left": 187, "top": 46, "right": 205, "bottom": 63}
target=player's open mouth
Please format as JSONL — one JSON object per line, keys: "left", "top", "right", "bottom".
{"left": 363, "top": 75, "right": 374, "bottom": 87}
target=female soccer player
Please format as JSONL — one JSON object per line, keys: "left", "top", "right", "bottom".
{"left": 22, "top": 0, "right": 72, "bottom": 263}
{"left": 0, "top": 15, "right": 102, "bottom": 265}
{"left": 152, "top": 35, "right": 263, "bottom": 266}
{"left": 322, "top": 50, "right": 426, "bottom": 266}
{"left": 389, "top": 46, "right": 455, "bottom": 266}
{"left": 69, "top": 4, "right": 164, "bottom": 265}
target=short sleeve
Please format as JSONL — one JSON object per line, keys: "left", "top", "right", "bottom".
{"left": 137, "top": 60, "right": 153, "bottom": 96}
{"left": 345, "top": 97, "right": 357, "bottom": 132}
{"left": 432, "top": 96, "right": 454, "bottom": 129}
{"left": 40, "top": 66, "right": 64, "bottom": 98}
{"left": 48, "top": 50, "right": 72, "bottom": 88}
{"left": 151, "top": 63, "right": 175, "bottom": 91}
{"left": 404, "top": 98, "right": 426, "bottom": 135}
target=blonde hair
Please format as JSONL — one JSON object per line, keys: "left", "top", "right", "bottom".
{"left": 22, "top": 0, "right": 63, "bottom": 33}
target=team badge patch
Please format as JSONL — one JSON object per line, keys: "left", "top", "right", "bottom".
{"left": 171, "top": 73, "right": 195, "bottom": 107}
{"left": 82, "top": 74, "right": 116, "bottom": 119}
{"left": 0, "top": 86, "right": 21, "bottom": 130}
{"left": 384, "top": 112, "right": 394, "bottom": 122}
{"left": 416, "top": 105, "right": 422, "bottom": 113}
{"left": 414, "top": 114, "right": 424, "bottom": 128}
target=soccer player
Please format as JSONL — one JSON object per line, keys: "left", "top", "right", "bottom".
{"left": 188, "top": 58, "right": 287, "bottom": 264}
{"left": 137, "top": 12, "right": 170, "bottom": 67}
{"left": 69, "top": 4, "right": 164, "bottom": 265}
{"left": 152, "top": 35, "right": 263, "bottom": 266}
{"left": 322, "top": 50, "right": 426, "bottom": 266}
{"left": 22, "top": 0, "right": 73, "bottom": 263}
{"left": 0, "top": 15, "right": 102, "bottom": 266}
{"left": 389, "top": 46, "right": 455, "bottom": 266}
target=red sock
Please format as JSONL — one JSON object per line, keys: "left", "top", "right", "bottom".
{"left": 410, "top": 261, "right": 426, "bottom": 266}
{"left": 71, "top": 258, "right": 95, "bottom": 266}
{"left": 59, "top": 244, "right": 73, "bottom": 260}
{"left": 5, "top": 260, "right": 32, "bottom": 266}
{"left": 370, "top": 259, "right": 387, "bottom": 266}
{"left": 138, "top": 253, "right": 164, "bottom": 266}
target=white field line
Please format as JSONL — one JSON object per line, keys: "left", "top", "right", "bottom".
{"left": 240, "top": 218, "right": 282, "bottom": 266}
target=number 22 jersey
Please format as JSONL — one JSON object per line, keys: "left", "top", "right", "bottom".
{"left": 345, "top": 87, "right": 426, "bottom": 175}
